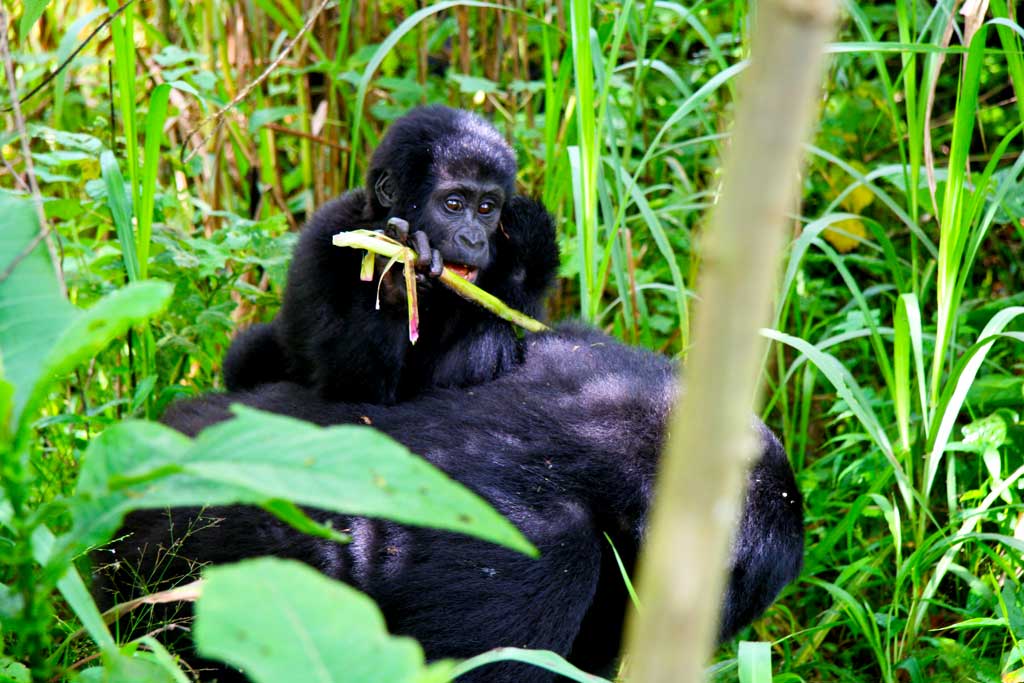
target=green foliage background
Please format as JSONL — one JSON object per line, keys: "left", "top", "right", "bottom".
{"left": 1, "top": 0, "right": 1023, "bottom": 681}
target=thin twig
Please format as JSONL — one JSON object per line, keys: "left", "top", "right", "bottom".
{"left": 0, "top": 9, "right": 66, "bottom": 296}
{"left": 180, "top": 0, "right": 332, "bottom": 164}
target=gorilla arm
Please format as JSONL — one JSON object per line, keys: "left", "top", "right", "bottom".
{"left": 277, "top": 190, "right": 413, "bottom": 402}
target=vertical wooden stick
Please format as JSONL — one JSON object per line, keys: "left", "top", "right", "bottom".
{"left": 623, "top": 0, "right": 837, "bottom": 680}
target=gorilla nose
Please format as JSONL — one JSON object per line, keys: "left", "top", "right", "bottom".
{"left": 455, "top": 228, "right": 487, "bottom": 257}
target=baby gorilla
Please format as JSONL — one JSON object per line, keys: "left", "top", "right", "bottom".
{"left": 223, "top": 106, "right": 559, "bottom": 403}
{"left": 103, "top": 327, "right": 804, "bottom": 682}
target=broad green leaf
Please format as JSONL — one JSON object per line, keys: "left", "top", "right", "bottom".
{"left": 27, "top": 126, "right": 105, "bottom": 156}
{"left": 152, "top": 46, "right": 205, "bottom": 67}
{"left": 70, "top": 408, "right": 536, "bottom": 556}
{"left": 0, "top": 198, "right": 73, "bottom": 424}
{"left": 451, "top": 647, "right": 611, "bottom": 682}
{"left": 448, "top": 74, "right": 500, "bottom": 94}
{"left": 23, "top": 282, "right": 172, "bottom": 432}
{"left": 0, "top": 658, "right": 30, "bottom": 683}
{"left": 0, "top": 198, "right": 172, "bottom": 438}
{"left": 195, "top": 558, "right": 426, "bottom": 683}
{"left": 76, "top": 649, "right": 181, "bottom": 683}
{"left": 249, "top": 106, "right": 304, "bottom": 133}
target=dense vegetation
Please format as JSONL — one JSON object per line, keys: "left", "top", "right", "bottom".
{"left": 1, "top": 0, "right": 1023, "bottom": 681}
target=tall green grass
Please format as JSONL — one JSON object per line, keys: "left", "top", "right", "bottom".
{"left": 763, "top": 7, "right": 1024, "bottom": 679}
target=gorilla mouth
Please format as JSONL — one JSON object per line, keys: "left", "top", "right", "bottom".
{"left": 446, "top": 263, "right": 479, "bottom": 283}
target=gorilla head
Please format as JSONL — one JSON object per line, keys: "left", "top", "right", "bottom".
{"left": 366, "top": 106, "right": 519, "bottom": 279}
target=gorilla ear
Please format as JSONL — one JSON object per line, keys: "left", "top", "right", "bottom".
{"left": 374, "top": 171, "right": 398, "bottom": 208}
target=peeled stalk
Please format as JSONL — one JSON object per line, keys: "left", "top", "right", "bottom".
{"left": 332, "top": 230, "right": 550, "bottom": 339}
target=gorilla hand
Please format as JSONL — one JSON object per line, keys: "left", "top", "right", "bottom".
{"left": 386, "top": 217, "right": 444, "bottom": 278}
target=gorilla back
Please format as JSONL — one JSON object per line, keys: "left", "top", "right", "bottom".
{"left": 223, "top": 106, "right": 559, "bottom": 403}
{"left": 106, "top": 327, "right": 803, "bottom": 682}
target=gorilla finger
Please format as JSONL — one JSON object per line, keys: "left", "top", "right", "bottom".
{"left": 386, "top": 217, "right": 410, "bottom": 243}
{"left": 429, "top": 249, "right": 443, "bottom": 278}
{"left": 412, "top": 231, "right": 432, "bottom": 267}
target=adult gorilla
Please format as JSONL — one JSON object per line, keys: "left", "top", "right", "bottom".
{"left": 102, "top": 326, "right": 804, "bottom": 682}
{"left": 223, "top": 106, "right": 559, "bottom": 403}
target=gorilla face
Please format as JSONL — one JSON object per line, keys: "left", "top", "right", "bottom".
{"left": 367, "top": 106, "right": 522, "bottom": 284}
{"left": 372, "top": 168, "right": 506, "bottom": 282}
{"left": 421, "top": 177, "right": 506, "bottom": 279}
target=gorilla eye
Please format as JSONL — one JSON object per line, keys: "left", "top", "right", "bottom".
{"left": 444, "top": 197, "right": 464, "bottom": 212}
{"left": 478, "top": 200, "right": 496, "bottom": 216}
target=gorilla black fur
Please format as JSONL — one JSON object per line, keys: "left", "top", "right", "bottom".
{"left": 101, "top": 326, "right": 804, "bottom": 682}
{"left": 223, "top": 106, "right": 560, "bottom": 403}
